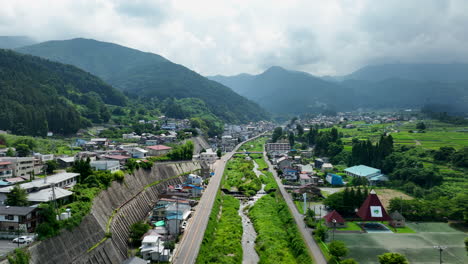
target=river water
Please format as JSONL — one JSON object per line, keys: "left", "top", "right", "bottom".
{"left": 238, "top": 159, "right": 266, "bottom": 264}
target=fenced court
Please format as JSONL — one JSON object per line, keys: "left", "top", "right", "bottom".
{"left": 333, "top": 222, "right": 467, "bottom": 264}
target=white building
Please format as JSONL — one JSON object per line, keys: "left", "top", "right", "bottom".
{"left": 0, "top": 157, "right": 34, "bottom": 178}
{"left": 90, "top": 160, "right": 120, "bottom": 172}
{"left": 200, "top": 149, "right": 217, "bottom": 164}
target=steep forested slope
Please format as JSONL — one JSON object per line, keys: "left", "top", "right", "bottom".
{"left": 0, "top": 49, "right": 126, "bottom": 135}
{"left": 18, "top": 38, "right": 269, "bottom": 123}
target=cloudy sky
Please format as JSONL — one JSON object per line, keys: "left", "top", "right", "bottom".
{"left": 1, "top": 0, "right": 468, "bottom": 76}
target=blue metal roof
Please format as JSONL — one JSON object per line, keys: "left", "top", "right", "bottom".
{"left": 344, "top": 165, "right": 380, "bottom": 177}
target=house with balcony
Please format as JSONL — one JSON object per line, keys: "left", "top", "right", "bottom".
{"left": 0, "top": 206, "right": 40, "bottom": 233}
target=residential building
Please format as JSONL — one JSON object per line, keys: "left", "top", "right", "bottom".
{"left": 139, "top": 231, "right": 170, "bottom": 262}
{"left": 0, "top": 206, "right": 40, "bottom": 233}
{"left": 147, "top": 145, "right": 172, "bottom": 156}
{"left": 299, "top": 174, "right": 312, "bottom": 185}
{"left": 0, "top": 172, "right": 79, "bottom": 204}
{"left": 90, "top": 138, "right": 108, "bottom": 146}
{"left": 90, "top": 160, "right": 120, "bottom": 172}
{"left": 297, "top": 164, "right": 314, "bottom": 174}
{"left": 0, "top": 157, "right": 34, "bottom": 178}
{"left": 0, "top": 161, "right": 13, "bottom": 180}
{"left": 200, "top": 149, "right": 217, "bottom": 164}
{"left": 277, "top": 157, "right": 293, "bottom": 171}
{"left": 129, "top": 148, "right": 148, "bottom": 159}
{"left": 103, "top": 155, "right": 130, "bottom": 165}
{"left": 187, "top": 174, "right": 202, "bottom": 185}
{"left": 57, "top": 157, "right": 75, "bottom": 168}
{"left": 266, "top": 143, "right": 290, "bottom": 153}
{"left": 321, "top": 163, "right": 333, "bottom": 172}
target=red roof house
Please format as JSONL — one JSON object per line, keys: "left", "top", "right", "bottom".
{"left": 357, "top": 190, "right": 392, "bottom": 221}
{"left": 147, "top": 145, "right": 172, "bottom": 156}
{"left": 323, "top": 210, "right": 346, "bottom": 227}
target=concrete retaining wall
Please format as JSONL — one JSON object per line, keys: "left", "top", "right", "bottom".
{"left": 27, "top": 161, "right": 200, "bottom": 264}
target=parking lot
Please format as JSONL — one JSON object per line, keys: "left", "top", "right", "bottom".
{"left": 0, "top": 240, "right": 26, "bottom": 257}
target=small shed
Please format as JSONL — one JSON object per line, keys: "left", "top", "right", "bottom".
{"left": 323, "top": 210, "right": 346, "bottom": 228}
{"left": 389, "top": 211, "right": 406, "bottom": 227}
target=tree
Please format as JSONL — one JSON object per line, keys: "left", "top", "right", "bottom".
{"left": 328, "top": 240, "right": 348, "bottom": 260}
{"left": 314, "top": 225, "right": 328, "bottom": 241}
{"left": 378, "top": 252, "right": 409, "bottom": 264}
{"left": 45, "top": 160, "right": 58, "bottom": 174}
{"left": 6, "top": 148, "right": 15, "bottom": 157}
{"left": 288, "top": 132, "right": 295, "bottom": 148}
{"left": 5, "top": 185, "right": 28, "bottom": 206}
{"left": 433, "top": 147, "right": 456, "bottom": 162}
{"left": 15, "top": 144, "right": 30, "bottom": 157}
{"left": 297, "top": 124, "right": 304, "bottom": 136}
{"left": 272, "top": 127, "right": 283, "bottom": 142}
{"left": 71, "top": 158, "right": 93, "bottom": 183}
{"left": 416, "top": 122, "right": 426, "bottom": 130}
{"left": 129, "top": 221, "right": 150, "bottom": 247}
{"left": 216, "top": 149, "right": 222, "bottom": 158}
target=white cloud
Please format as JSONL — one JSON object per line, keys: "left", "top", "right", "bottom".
{"left": 1, "top": 0, "right": 467, "bottom": 76}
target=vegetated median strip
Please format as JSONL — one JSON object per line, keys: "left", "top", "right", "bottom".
{"left": 87, "top": 169, "right": 197, "bottom": 253}
{"left": 196, "top": 157, "right": 246, "bottom": 264}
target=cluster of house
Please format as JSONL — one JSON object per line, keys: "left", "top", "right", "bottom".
{"left": 299, "top": 112, "right": 415, "bottom": 128}
{"left": 212, "top": 122, "right": 274, "bottom": 152}
{"left": 138, "top": 173, "right": 204, "bottom": 262}
{"left": 322, "top": 189, "right": 406, "bottom": 230}
{"left": 0, "top": 172, "right": 79, "bottom": 233}
{"left": 267, "top": 142, "right": 388, "bottom": 187}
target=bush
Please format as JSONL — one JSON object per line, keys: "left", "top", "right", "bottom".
{"left": 113, "top": 170, "right": 125, "bottom": 182}
{"left": 129, "top": 221, "right": 150, "bottom": 247}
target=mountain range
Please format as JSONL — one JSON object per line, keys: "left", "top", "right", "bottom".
{"left": 16, "top": 38, "right": 269, "bottom": 124}
{"left": 209, "top": 64, "right": 468, "bottom": 114}
{"left": 0, "top": 36, "right": 36, "bottom": 49}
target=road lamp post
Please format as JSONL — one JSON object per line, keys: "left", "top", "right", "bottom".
{"left": 332, "top": 219, "right": 337, "bottom": 241}
{"left": 433, "top": 245, "right": 447, "bottom": 264}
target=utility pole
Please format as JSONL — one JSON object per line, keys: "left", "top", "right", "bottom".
{"left": 433, "top": 245, "right": 447, "bottom": 264}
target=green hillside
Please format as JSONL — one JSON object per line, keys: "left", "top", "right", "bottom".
{"left": 18, "top": 38, "right": 269, "bottom": 124}
{"left": 0, "top": 49, "right": 126, "bottom": 136}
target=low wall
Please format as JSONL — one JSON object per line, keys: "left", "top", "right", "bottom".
{"left": 26, "top": 161, "right": 200, "bottom": 264}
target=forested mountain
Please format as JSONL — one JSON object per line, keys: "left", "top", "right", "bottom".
{"left": 0, "top": 49, "right": 126, "bottom": 136}
{"left": 339, "top": 63, "right": 468, "bottom": 82}
{"left": 210, "top": 65, "right": 468, "bottom": 114}
{"left": 0, "top": 36, "right": 36, "bottom": 49}
{"left": 209, "top": 66, "right": 351, "bottom": 114}
{"left": 17, "top": 38, "right": 269, "bottom": 123}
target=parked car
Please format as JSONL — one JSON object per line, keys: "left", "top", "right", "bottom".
{"left": 12, "top": 236, "right": 33, "bottom": 244}
{"left": 181, "top": 221, "right": 187, "bottom": 229}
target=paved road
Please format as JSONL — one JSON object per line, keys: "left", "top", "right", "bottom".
{"left": 172, "top": 133, "right": 265, "bottom": 264}
{"left": 264, "top": 153, "right": 327, "bottom": 264}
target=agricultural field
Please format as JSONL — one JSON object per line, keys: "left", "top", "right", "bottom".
{"left": 334, "top": 222, "right": 467, "bottom": 264}
{"left": 338, "top": 120, "right": 468, "bottom": 150}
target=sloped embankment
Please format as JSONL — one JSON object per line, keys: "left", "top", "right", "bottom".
{"left": 27, "top": 161, "right": 200, "bottom": 264}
